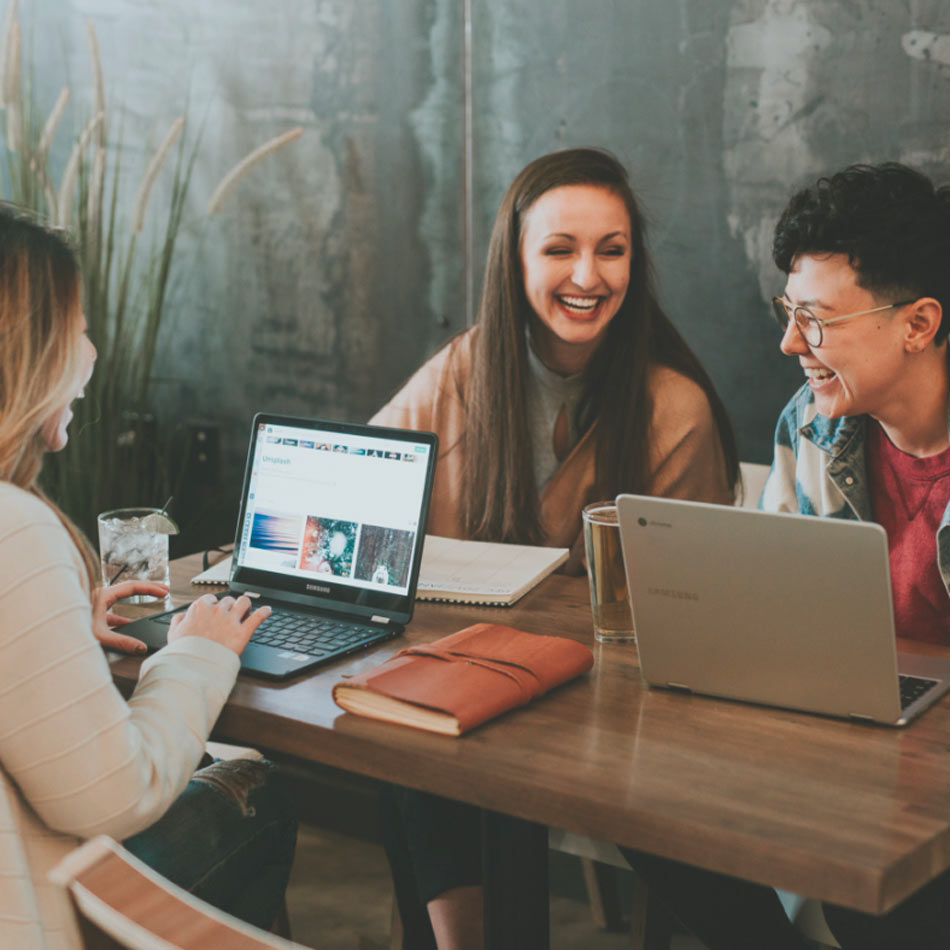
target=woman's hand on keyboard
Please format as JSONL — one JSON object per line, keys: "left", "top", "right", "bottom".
{"left": 168, "top": 594, "right": 272, "bottom": 655}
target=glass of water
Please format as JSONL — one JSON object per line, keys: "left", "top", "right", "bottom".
{"left": 97, "top": 507, "right": 172, "bottom": 603}
{"left": 582, "top": 501, "right": 636, "bottom": 644}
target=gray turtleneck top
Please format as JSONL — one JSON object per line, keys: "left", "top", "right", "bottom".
{"left": 525, "top": 338, "right": 587, "bottom": 493}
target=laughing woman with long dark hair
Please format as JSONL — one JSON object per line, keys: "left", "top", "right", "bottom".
{"left": 372, "top": 147, "right": 739, "bottom": 949}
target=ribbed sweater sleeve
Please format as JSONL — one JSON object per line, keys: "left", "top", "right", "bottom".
{"left": 0, "top": 485, "right": 240, "bottom": 841}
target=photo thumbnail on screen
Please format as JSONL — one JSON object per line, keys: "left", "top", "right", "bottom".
{"left": 299, "top": 516, "right": 357, "bottom": 577}
{"left": 354, "top": 525, "right": 416, "bottom": 587}
{"left": 249, "top": 510, "right": 302, "bottom": 569}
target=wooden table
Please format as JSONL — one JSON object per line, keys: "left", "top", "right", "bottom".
{"left": 110, "top": 553, "right": 950, "bottom": 948}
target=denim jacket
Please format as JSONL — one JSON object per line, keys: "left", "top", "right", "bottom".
{"left": 761, "top": 383, "right": 950, "bottom": 601}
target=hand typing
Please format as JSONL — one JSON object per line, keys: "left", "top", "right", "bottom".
{"left": 168, "top": 593, "right": 272, "bottom": 655}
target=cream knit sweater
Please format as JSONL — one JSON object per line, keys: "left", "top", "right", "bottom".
{"left": 0, "top": 482, "right": 240, "bottom": 949}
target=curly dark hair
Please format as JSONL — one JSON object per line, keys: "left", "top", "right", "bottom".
{"left": 772, "top": 162, "right": 950, "bottom": 343}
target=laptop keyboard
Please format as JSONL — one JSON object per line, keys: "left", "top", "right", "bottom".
{"left": 250, "top": 609, "right": 387, "bottom": 658}
{"left": 899, "top": 673, "right": 939, "bottom": 710}
{"left": 150, "top": 605, "right": 387, "bottom": 660}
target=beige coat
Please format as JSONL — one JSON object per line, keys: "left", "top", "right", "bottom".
{"left": 0, "top": 483, "right": 240, "bottom": 949}
{"left": 371, "top": 328, "right": 734, "bottom": 573}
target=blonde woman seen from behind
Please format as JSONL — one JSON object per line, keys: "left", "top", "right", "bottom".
{"left": 0, "top": 206, "right": 296, "bottom": 949}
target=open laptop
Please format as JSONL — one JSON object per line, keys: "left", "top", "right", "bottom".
{"left": 123, "top": 413, "right": 438, "bottom": 679}
{"left": 615, "top": 494, "right": 950, "bottom": 726}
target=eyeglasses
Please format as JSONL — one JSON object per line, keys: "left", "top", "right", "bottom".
{"left": 771, "top": 297, "right": 916, "bottom": 347}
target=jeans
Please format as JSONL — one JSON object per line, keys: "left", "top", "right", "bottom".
{"left": 123, "top": 757, "right": 297, "bottom": 930}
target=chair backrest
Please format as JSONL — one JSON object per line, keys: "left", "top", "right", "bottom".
{"left": 49, "top": 836, "right": 308, "bottom": 950}
{"left": 737, "top": 461, "right": 770, "bottom": 509}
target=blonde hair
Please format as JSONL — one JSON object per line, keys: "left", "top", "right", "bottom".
{"left": 0, "top": 205, "right": 99, "bottom": 589}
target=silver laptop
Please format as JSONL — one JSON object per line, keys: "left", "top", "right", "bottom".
{"left": 616, "top": 494, "right": 950, "bottom": 726}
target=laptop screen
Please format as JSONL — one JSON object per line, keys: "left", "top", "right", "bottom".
{"left": 230, "top": 414, "right": 438, "bottom": 621}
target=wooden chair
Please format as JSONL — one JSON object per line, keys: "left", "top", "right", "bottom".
{"left": 49, "top": 835, "right": 309, "bottom": 950}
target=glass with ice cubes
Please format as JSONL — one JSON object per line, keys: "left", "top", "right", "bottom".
{"left": 97, "top": 508, "right": 174, "bottom": 603}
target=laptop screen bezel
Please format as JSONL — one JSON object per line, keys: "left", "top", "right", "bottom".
{"left": 227, "top": 412, "right": 438, "bottom": 625}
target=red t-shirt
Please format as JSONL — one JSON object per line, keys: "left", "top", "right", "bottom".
{"left": 867, "top": 422, "right": 950, "bottom": 644}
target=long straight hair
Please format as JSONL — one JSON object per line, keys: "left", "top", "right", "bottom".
{"left": 462, "top": 148, "right": 738, "bottom": 543}
{"left": 0, "top": 206, "right": 100, "bottom": 589}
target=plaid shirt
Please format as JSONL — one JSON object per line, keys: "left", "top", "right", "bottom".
{"left": 761, "top": 382, "right": 950, "bottom": 600}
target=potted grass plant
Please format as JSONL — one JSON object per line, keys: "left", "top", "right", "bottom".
{"left": 0, "top": 1, "right": 301, "bottom": 538}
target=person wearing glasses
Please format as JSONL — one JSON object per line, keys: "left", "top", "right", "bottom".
{"left": 622, "top": 162, "right": 950, "bottom": 950}
{"left": 765, "top": 163, "right": 949, "bottom": 649}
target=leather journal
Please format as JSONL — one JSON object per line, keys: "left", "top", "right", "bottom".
{"left": 332, "top": 622, "right": 594, "bottom": 735}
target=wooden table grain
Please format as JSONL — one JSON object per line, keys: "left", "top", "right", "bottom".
{"left": 110, "top": 552, "right": 950, "bottom": 931}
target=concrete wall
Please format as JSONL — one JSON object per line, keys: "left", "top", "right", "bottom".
{"left": 469, "top": 0, "right": 950, "bottom": 462}
{"left": 11, "top": 0, "right": 950, "bottom": 525}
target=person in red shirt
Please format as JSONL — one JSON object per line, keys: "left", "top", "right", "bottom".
{"left": 625, "top": 162, "right": 950, "bottom": 950}
{"left": 764, "top": 163, "right": 950, "bottom": 646}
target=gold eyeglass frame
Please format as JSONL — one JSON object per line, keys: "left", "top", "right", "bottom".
{"left": 771, "top": 297, "right": 916, "bottom": 347}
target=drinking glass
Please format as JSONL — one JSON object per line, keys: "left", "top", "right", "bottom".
{"left": 97, "top": 507, "right": 170, "bottom": 603}
{"left": 582, "top": 502, "right": 635, "bottom": 643}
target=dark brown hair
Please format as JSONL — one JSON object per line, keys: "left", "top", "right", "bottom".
{"left": 773, "top": 162, "right": 950, "bottom": 343}
{"left": 462, "top": 147, "right": 738, "bottom": 542}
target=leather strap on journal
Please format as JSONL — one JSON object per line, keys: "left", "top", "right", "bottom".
{"left": 397, "top": 646, "right": 543, "bottom": 703}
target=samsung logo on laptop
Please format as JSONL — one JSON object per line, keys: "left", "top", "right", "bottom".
{"left": 306, "top": 583, "right": 331, "bottom": 594}
{"left": 648, "top": 586, "right": 699, "bottom": 602}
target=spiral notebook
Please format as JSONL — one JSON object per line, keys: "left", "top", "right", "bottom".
{"left": 414, "top": 536, "right": 568, "bottom": 605}
{"left": 192, "top": 555, "right": 233, "bottom": 585}
{"left": 192, "top": 536, "right": 568, "bottom": 606}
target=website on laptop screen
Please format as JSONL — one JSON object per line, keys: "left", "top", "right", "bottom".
{"left": 235, "top": 419, "right": 432, "bottom": 600}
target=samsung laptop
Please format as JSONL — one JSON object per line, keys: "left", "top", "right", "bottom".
{"left": 123, "top": 413, "right": 438, "bottom": 679}
{"left": 615, "top": 494, "right": 950, "bottom": 726}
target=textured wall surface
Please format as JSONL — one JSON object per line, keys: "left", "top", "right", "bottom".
{"left": 470, "top": 0, "right": 950, "bottom": 464}
{"left": 9, "top": 0, "right": 950, "bottom": 530}
{"left": 15, "top": 0, "right": 463, "bottom": 526}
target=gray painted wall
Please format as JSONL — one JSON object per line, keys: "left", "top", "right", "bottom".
{"left": 12, "top": 0, "right": 950, "bottom": 523}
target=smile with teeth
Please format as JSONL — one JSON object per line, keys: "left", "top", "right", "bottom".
{"left": 804, "top": 366, "right": 836, "bottom": 381}
{"left": 557, "top": 294, "right": 601, "bottom": 314}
